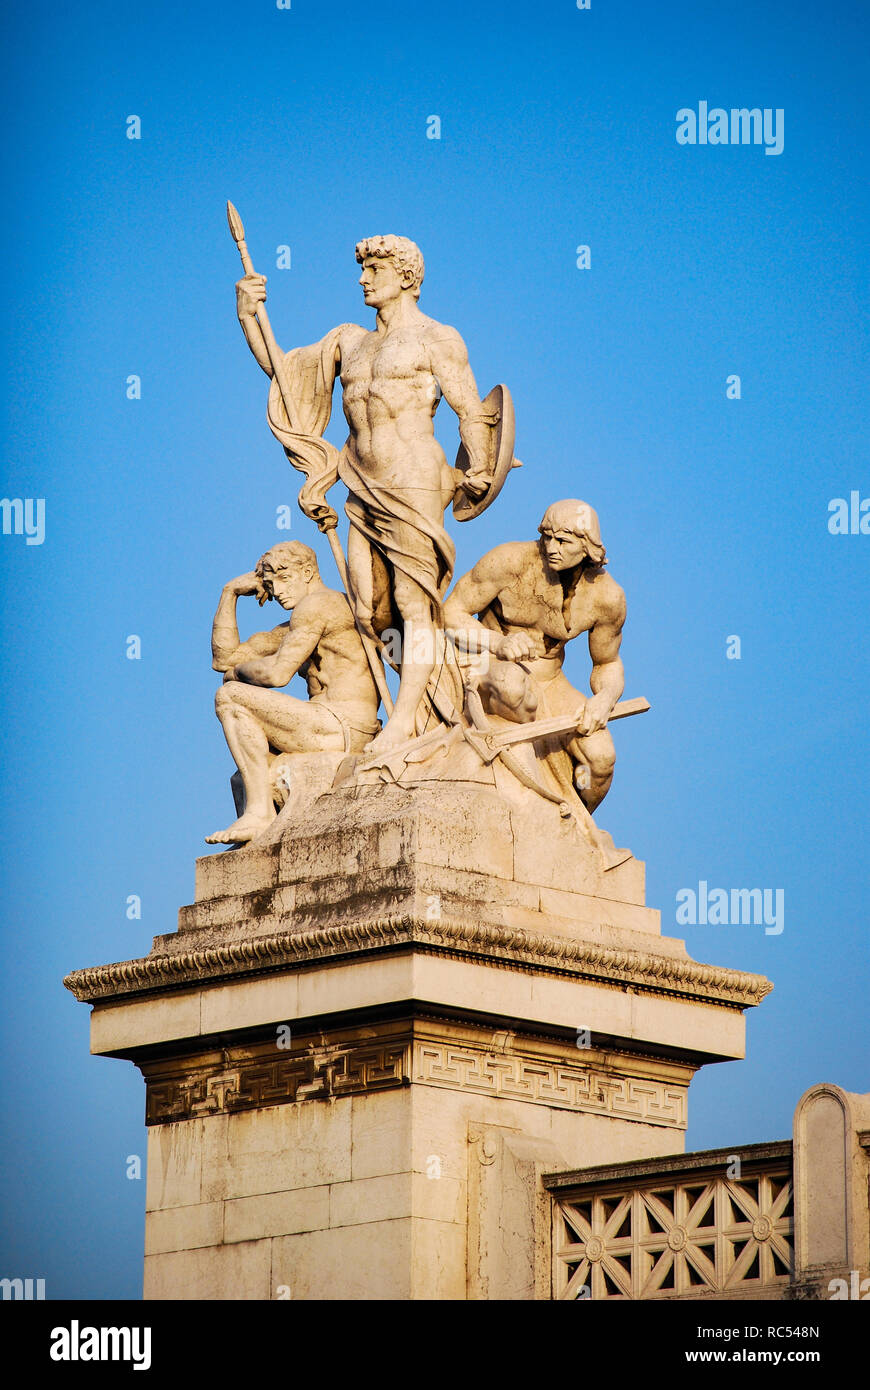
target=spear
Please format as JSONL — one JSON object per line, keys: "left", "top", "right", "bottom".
{"left": 226, "top": 200, "right": 393, "bottom": 716}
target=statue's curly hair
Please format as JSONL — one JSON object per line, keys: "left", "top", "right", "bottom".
{"left": 355, "top": 235, "right": 425, "bottom": 299}
{"left": 255, "top": 542, "right": 319, "bottom": 599}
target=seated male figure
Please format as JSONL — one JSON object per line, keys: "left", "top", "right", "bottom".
{"left": 206, "top": 541, "right": 380, "bottom": 844}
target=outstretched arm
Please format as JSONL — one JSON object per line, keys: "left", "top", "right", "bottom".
{"left": 235, "top": 275, "right": 346, "bottom": 382}
{"left": 429, "top": 328, "right": 492, "bottom": 497}
{"left": 236, "top": 274, "right": 276, "bottom": 376}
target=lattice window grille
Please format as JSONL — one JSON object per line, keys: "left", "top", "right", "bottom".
{"left": 554, "top": 1170, "right": 793, "bottom": 1299}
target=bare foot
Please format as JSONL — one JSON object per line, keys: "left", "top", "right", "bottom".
{"left": 205, "top": 811, "right": 274, "bottom": 845}
{"left": 364, "top": 718, "right": 416, "bottom": 756}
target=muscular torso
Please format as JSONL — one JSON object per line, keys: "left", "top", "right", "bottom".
{"left": 245, "top": 590, "right": 378, "bottom": 718}
{"left": 482, "top": 542, "right": 615, "bottom": 661}
{"left": 299, "top": 592, "right": 376, "bottom": 711}
{"left": 338, "top": 319, "right": 452, "bottom": 492}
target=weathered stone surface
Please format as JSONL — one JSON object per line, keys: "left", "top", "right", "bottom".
{"left": 131, "top": 1014, "right": 700, "bottom": 1300}
{"left": 145, "top": 1201, "right": 223, "bottom": 1256}
{"left": 145, "top": 1121, "right": 203, "bottom": 1212}
{"left": 793, "top": 1083, "right": 870, "bottom": 1294}
{"left": 270, "top": 1223, "right": 415, "bottom": 1302}
{"left": 67, "top": 733, "right": 771, "bottom": 1307}
{"left": 223, "top": 1186, "right": 330, "bottom": 1244}
{"left": 144, "top": 1238, "right": 271, "bottom": 1301}
{"left": 199, "top": 1105, "right": 354, "bottom": 1202}
{"left": 74, "top": 786, "right": 773, "bottom": 1034}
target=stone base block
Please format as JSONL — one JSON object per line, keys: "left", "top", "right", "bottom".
{"left": 65, "top": 783, "right": 772, "bottom": 1300}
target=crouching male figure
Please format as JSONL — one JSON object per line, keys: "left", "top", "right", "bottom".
{"left": 206, "top": 541, "right": 380, "bottom": 844}
{"left": 443, "top": 500, "right": 626, "bottom": 812}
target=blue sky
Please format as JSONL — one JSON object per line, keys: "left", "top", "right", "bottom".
{"left": 1, "top": 0, "right": 867, "bottom": 1298}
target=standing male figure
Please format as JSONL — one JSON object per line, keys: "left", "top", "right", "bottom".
{"left": 443, "top": 501, "right": 626, "bottom": 812}
{"left": 235, "top": 235, "right": 500, "bottom": 753}
{"left": 206, "top": 541, "right": 379, "bottom": 845}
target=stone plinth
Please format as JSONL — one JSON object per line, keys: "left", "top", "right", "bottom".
{"left": 792, "top": 1083, "right": 870, "bottom": 1298}
{"left": 65, "top": 783, "right": 772, "bottom": 1300}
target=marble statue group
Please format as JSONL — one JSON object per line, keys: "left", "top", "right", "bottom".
{"left": 206, "top": 214, "right": 647, "bottom": 851}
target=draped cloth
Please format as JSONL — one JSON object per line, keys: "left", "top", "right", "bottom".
{"left": 338, "top": 451, "right": 455, "bottom": 618}
{"left": 266, "top": 327, "right": 345, "bottom": 526}
{"left": 338, "top": 451, "right": 463, "bottom": 733}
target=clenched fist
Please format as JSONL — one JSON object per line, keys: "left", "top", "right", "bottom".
{"left": 236, "top": 273, "right": 267, "bottom": 319}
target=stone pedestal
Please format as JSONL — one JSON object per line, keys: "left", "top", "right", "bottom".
{"left": 65, "top": 783, "right": 771, "bottom": 1300}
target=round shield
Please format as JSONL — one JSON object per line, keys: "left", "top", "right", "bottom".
{"left": 452, "top": 384, "right": 518, "bottom": 522}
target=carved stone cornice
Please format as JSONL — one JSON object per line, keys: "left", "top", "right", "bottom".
{"left": 63, "top": 912, "right": 772, "bottom": 1009}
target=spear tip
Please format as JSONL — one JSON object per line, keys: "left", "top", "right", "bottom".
{"left": 226, "top": 199, "right": 245, "bottom": 243}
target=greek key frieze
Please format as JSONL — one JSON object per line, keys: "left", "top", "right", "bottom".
{"left": 145, "top": 1041, "right": 410, "bottom": 1124}
{"left": 412, "top": 1043, "right": 686, "bottom": 1127}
